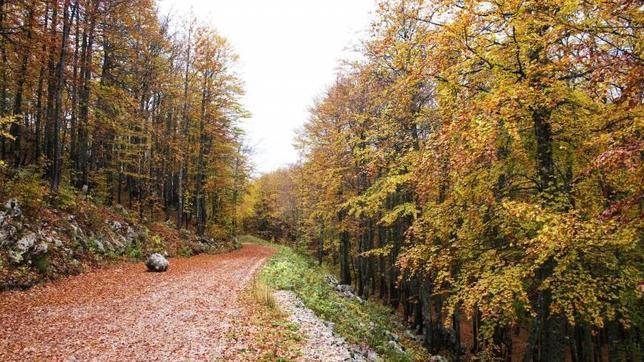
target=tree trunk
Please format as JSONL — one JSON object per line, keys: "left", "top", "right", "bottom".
{"left": 195, "top": 71, "right": 209, "bottom": 236}
{"left": 339, "top": 211, "right": 352, "bottom": 285}
{"left": 49, "top": 0, "right": 77, "bottom": 191}
{"left": 177, "top": 28, "right": 192, "bottom": 229}
{"left": 11, "top": 2, "right": 36, "bottom": 166}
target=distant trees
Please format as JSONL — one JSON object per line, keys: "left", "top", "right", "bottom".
{"left": 0, "top": 0, "right": 251, "bottom": 239}
{"left": 242, "top": 169, "right": 301, "bottom": 241}
{"left": 250, "top": 0, "right": 642, "bottom": 360}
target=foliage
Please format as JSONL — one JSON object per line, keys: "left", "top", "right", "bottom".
{"left": 254, "top": 0, "right": 643, "bottom": 359}
{"left": 0, "top": 0, "right": 251, "bottom": 242}
{"left": 241, "top": 170, "right": 302, "bottom": 242}
{"left": 4, "top": 165, "right": 48, "bottom": 218}
{"left": 52, "top": 179, "right": 78, "bottom": 211}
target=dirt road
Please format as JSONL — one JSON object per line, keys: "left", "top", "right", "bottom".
{"left": 0, "top": 244, "right": 275, "bottom": 361}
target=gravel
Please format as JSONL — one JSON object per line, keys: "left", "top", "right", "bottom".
{"left": 274, "top": 290, "right": 377, "bottom": 362}
{"left": 0, "top": 244, "right": 275, "bottom": 361}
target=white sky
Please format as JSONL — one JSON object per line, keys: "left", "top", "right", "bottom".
{"left": 158, "top": 0, "right": 375, "bottom": 174}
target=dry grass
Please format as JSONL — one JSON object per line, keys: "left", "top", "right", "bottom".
{"left": 251, "top": 276, "right": 276, "bottom": 309}
{"left": 225, "top": 273, "right": 302, "bottom": 361}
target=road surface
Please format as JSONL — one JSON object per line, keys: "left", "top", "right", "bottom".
{"left": 0, "top": 244, "right": 275, "bottom": 361}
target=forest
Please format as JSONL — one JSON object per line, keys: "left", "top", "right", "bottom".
{"left": 0, "top": 0, "right": 250, "bottom": 238}
{"left": 242, "top": 0, "right": 643, "bottom": 360}
{"left": 0, "top": 0, "right": 641, "bottom": 361}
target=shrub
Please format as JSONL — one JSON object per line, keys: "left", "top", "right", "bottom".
{"left": 207, "top": 223, "right": 229, "bottom": 241}
{"left": 88, "top": 169, "right": 110, "bottom": 205}
{"left": 52, "top": 180, "right": 77, "bottom": 211}
{"left": 5, "top": 165, "right": 48, "bottom": 218}
{"left": 179, "top": 247, "right": 194, "bottom": 257}
{"left": 82, "top": 203, "right": 106, "bottom": 233}
{"left": 146, "top": 234, "right": 165, "bottom": 254}
{"left": 125, "top": 242, "right": 142, "bottom": 260}
{"left": 33, "top": 254, "right": 51, "bottom": 274}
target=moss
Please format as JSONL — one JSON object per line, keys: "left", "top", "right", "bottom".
{"left": 125, "top": 242, "right": 143, "bottom": 260}
{"left": 179, "top": 247, "right": 194, "bottom": 257}
{"left": 33, "top": 254, "right": 51, "bottom": 275}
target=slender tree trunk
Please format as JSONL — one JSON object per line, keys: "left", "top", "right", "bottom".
{"left": 339, "top": 209, "right": 352, "bottom": 285}
{"left": 69, "top": 8, "right": 80, "bottom": 167}
{"left": 50, "top": 0, "right": 77, "bottom": 191}
{"left": 44, "top": 1, "right": 59, "bottom": 179}
{"left": 0, "top": 0, "right": 8, "bottom": 159}
{"left": 177, "top": 28, "right": 191, "bottom": 229}
{"left": 33, "top": 1, "right": 51, "bottom": 162}
{"left": 195, "top": 71, "right": 209, "bottom": 236}
{"left": 11, "top": 2, "right": 36, "bottom": 166}
{"left": 317, "top": 221, "right": 324, "bottom": 266}
{"left": 77, "top": 0, "right": 98, "bottom": 187}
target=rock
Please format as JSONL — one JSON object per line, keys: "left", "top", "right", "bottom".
{"left": 99, "top": 235, "right": 126, "bottom": 253}
{"left": 366, "top": 350, "right": 378, "bottom": 361}
{"left": 429, "top": 355, "right": 449, "bottom": 362}
{"left": 125, "top": 226, "right": 137, "bottom": 241}
{"left": 92, "top": 239, "right": 106, "bottom": 253}
{"left": 323, "top": 320, "right": 335, "bottom": 330}
{"left": 113, "top": 234, "right": 129, "bottom": 252}
{"left": 4, "top": 198, "right": 21, "bottom": 218}
{"left": 385, "top": 330, "right": 400, "bottom": 342}
{"left": 32, "top": 242, "right": 48, "bottom": 255}
{"left": 8, "top": 230, "right": 38, "bottom": 263}
{"left": 0, "top": 229, "right": 9, "bottom": 247}
{"left": 109, "top": 220, "right": 122, "bottom": 231}
{"left": 405, "top": 329, "right": 422, "bottom": 342}
{"left": 69, "top": 221, "right": 84, "bottom": 240}
{"left": 47, "top": 236, "right": 64, "bottom": 248}
{"left": 387, "top": 340, "right": 405, "bottom": 354}
{"left": 15, "top": 232, "right": 37, "bottom": 253}
{"left": 334, "top": 284, "right": 359, "bottom": 299}
{"left": 324, "top": 275, "right": 339, "bottom": 287}
{"left": 146, "top": 253, "right": 169, "bottom": 272}
{"left": 8, "top": 250, "right": 24, "bottom": 264}
{"left": 0, "top": 223, "right": 20, "bottom": 248}
{"left": 273, "top": 290, "right": 375, "bottom": 361}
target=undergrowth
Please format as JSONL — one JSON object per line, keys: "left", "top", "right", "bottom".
{"left": 230, "top": 272, "right": 302, "bottom": 361}
{"left": 252, "top": 275, "right": 277, "bottom": 309}
{"left": 254, "top": 237, "right": 429, "bottom": 362}
{"left": 0, "top": 165, "right": 241, "bottom": 290}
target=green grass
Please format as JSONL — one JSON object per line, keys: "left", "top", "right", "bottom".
{"left": 238, "top": 234, "right": 274, "bottom": 245}
{"left": 254, "top": 238, "right": 429, "bottom": 362}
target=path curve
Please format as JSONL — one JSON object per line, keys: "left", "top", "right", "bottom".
{"left": 0, "top": 244, "right": 275, "bottom": 361}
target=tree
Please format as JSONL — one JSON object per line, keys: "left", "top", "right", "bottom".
{"left": 0, "top": 0, "right": 251, "bottom": 242}
{"left": 284, "top": 0, "right": 642, "bottom": 360}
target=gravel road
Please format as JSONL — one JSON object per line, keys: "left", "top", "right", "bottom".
{"left": 0, "top": 244, "right": 275, "bottom": 361}
{"left": 274, "top": 290, "right": 376, "bottom": 362}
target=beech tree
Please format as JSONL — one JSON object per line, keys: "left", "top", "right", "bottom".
{"left": 250, "top": 0, "right": 642, "bottom": 360}
{"left": 0, "top": 0, "right": 250, "bottom": 240}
